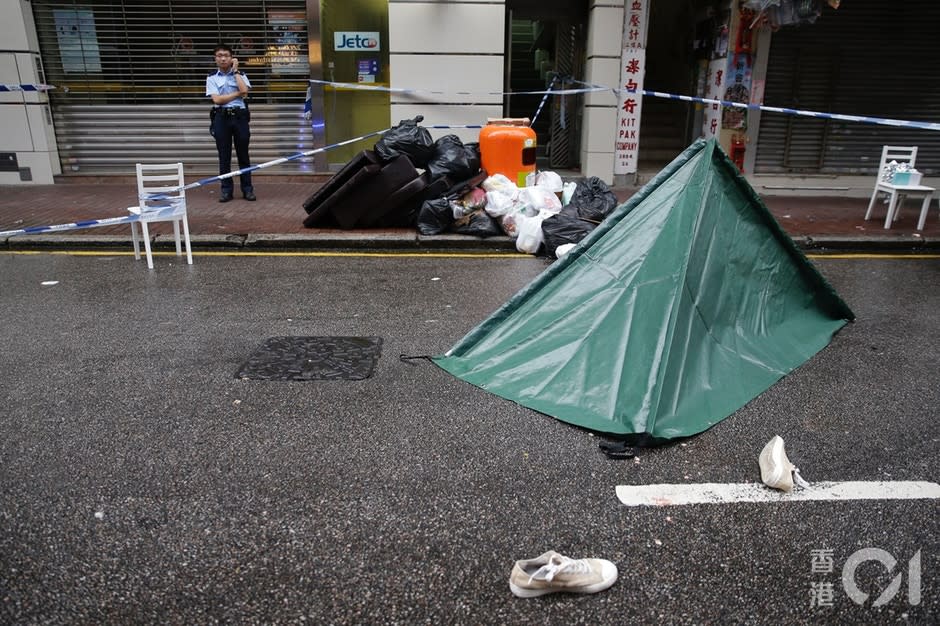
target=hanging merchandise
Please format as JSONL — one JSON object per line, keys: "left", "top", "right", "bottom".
{"left": 735, "top": 7, "right": 758, "bottom": 53}
{"left": 766, "top": 0, "right": 822, "bottom": 29}
{"left": 744, "top": 0, "right": 832, "bottom": 30}
{"left": 741, "top": 0, "right": 779, "bottom": 9}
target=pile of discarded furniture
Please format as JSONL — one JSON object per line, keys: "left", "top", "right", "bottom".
{"left": 302, "top": 116, "right": 483, "bottom": 230}
{"left": 302, "top": 116, "right": 621, "bottom": 257}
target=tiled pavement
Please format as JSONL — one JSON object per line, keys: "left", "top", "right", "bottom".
{"left": 1, "top": 176, "right": 938, "bottom": 248}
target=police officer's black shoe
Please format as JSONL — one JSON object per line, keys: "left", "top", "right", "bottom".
{"left": 219, "top": 194, "right": 233, "bottom": 203}
{"left": 243, "top": 192, "right": 257, "bottom": 201}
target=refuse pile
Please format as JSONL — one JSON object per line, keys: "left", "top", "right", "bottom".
{"left": 302, "top": 116, "right": 484, "bottom": 229}
{"left": 302, "top": 116, "right": 622, "bottom": 257}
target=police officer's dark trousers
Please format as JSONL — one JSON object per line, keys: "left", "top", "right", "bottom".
{"left": 212, "top": 107, "right": 253, "bottom": 197}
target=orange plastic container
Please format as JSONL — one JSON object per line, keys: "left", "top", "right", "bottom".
{"left": 479, "top": 118, "right": 537, "bottom": 186}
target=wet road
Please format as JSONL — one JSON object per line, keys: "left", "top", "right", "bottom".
{"left": 1, "top": 252, "right": 938, "bottom": 624}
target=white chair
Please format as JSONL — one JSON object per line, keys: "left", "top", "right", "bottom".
{"left": 864, "top": 146, "right": 935, "bottom": 230}
{"left": 128, "top": 162, "right": 192, "bottom": 269}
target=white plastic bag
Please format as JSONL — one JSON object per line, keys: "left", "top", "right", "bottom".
{"left": 555, "top": 243, "right": 576, "bottom": 258}
{"left": 535, "top": 171, "right": 564, "bottom": 193}
{"left": 525, "top": 170, "right": 564, "bottom": 193}
{"left": 500, "top": 211, "right": 522, "bottom": 238}
{"left": 515, "top": 212, "right": 546, "bottom": 254}
{"left": 518, "top": 186, "right": 562, "bottom": 215}
{"left": 482, "top": 173, "right": 516, "bottom": 193}
{"left": 484, "top": 189, "right": 519, "bottom": 218}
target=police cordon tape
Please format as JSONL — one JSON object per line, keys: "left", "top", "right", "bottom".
{"left": 0, "top": 124, "right": 487, "bottom": 238}
{"left": 307, "top": 78, "right": 606, "bottom": 97}
{"left": 180, "top": 124, "right": 483, "bottom": 192}
{"left": 650, "top": 90, "right": 940, "bottom": 131}
{"left": 308, "top": 77, "right": 940, "bottom": 132}
{"left": 4, "top": 75, "right": 939, "bottom": 238}
{"left": 0, "top": 83, "right": 57, "bottom": 92}
{"left": 10, "top": 78, "right": 940, "bottom": 131}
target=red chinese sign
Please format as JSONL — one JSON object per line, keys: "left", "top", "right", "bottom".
{"left": 614, "top": 0, "right": 648, "bottom": 175}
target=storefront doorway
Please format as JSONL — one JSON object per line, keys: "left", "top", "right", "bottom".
{"left": 505, "top": 0, "right": 588, "bottom": 170}
{"left": 318, "top": 0, "right": 390, "bottom": 168}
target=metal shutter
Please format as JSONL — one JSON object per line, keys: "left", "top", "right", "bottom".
{"left": 31, "top": 0, "right": 314, "bottom": 176}
{"left": 755, "top": 0, "right": 940, "bottom": 175}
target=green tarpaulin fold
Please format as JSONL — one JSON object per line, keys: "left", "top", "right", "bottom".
{"left": 434, "top": 138, "right": 854, "bottom": 440}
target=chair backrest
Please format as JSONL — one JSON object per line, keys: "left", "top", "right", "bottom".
{"left": 877, "top": 145, "right": 918, "bottom": 178}
{"left": 136, "top": 162, "right": 186, "bottom": 212}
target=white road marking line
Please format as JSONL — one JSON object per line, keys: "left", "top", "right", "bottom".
{"left": 615, "top": 481, "right": 940, "bottom": 507}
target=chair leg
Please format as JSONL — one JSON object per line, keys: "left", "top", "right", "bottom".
{"left": 893, "top": 194, "right": 905, "bottom": 222}
{"left": 141, "top": 221, "right": 154, "bottom": 269}
{"left": 131, "top": 222, "right": 141, "bottom": 260}
{"left": 865, "top": 188, "right": 880, "bottom": 221}
{"left": 884, "top": 192, "right": 899, "bottom": 229}
{"left": 917, "top": 195, "right": 933, "bottom": 231}
{"left": 173, "top": 220, "right": 182, "bottom": 256}
{"left": 182, "top": 215, "right": 193, "bottom": 265}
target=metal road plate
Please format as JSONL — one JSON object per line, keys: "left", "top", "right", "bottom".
{"left": 236, "top": 336, "right": 383, "bottom": 381}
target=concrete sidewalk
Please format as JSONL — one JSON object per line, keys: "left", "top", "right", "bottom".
{"left": 1, "top": 176, "right": 938, "bottom": 252}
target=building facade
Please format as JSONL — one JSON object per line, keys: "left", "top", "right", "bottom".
{"left": 0, "top": 0, "right": 936, "bottom": 190}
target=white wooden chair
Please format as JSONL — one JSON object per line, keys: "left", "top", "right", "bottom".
{"left": 864, "top": 146, "right": 935, "bottom": 230}
{"left": 128, "top": 162, "right": 192, "bottom": 269}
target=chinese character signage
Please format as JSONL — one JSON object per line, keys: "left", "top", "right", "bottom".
{"left": 701, "top": 57, "right": 725, "bottom": 138}
{"left": 614, "top": 0, "right": 648, "bottom": 175}
{"left": 624, "top": 0, "right": 648, "bottom": 49}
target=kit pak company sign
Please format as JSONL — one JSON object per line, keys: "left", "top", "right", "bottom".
{"left": 615, "top": 0, "right": 649, "bottom": 175}
{"left": 334, "top": 32, "right": 381, "bottom": 51}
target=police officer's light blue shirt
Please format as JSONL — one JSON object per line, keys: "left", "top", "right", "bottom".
{"left": 206, "top": 70, "right": 251, "bottom": 109}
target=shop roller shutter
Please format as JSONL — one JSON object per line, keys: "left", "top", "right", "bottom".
{"left": 31, "top": 0, "right": 314, "bottom": 175}
{"left": 756, "top": 0, "right": 940, "bottom": 176}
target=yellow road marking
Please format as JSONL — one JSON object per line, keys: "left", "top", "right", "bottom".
{"left": 805, "top": 253, "right": 940, "bottom": 260}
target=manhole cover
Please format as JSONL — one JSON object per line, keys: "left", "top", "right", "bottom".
{"left": 235, "top": 336, "right": 383, "bottom": 381}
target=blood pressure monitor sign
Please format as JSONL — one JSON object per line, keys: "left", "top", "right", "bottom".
{"left": 334, "top": 32, "right": 381, "bottom": 51}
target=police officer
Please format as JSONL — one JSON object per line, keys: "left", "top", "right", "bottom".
{"left": 206, "top": 44, "right": 255, "bottom": 202}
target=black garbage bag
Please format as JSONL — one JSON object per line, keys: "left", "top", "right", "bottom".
{"left": 541, "top": 206, "right": 598, "bottom": 257}
{"left": 451, "top": 209, "right": 501, "bottom": 238}
{"left": 374, "top": 116, "right": 435, "bottom": 168}
{"left": 417, "top": 197, "right": 454, "bottom": 235}
{"left": 568, "top": 176, "right": 618, "bottom": 222}
{"left": 426, "top": 135, "right": 481, "bottom": 182}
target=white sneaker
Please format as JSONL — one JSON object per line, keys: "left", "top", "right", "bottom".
{"left": 759, "top": 435, "right": 810, "bottom": 492}
{"left": 509, "top": 550, "right": 618, "bottom": 598}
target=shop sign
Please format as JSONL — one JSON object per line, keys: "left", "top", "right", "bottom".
{"left": 334, "top": 32, "right": 381, "bottom": 51}
{"left": 614, "top": 0, "right": 648, "bottom": 175}
{"left": 702, "top": 57, "right": 726, "bottom": 138}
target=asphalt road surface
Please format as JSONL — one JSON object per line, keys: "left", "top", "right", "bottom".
{"left": 1, "top": 251, "right": 938, "bottom": 624}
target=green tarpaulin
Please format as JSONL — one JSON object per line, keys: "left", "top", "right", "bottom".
{"left": 434, "top": 138, "right": 854, "bottom": 441}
